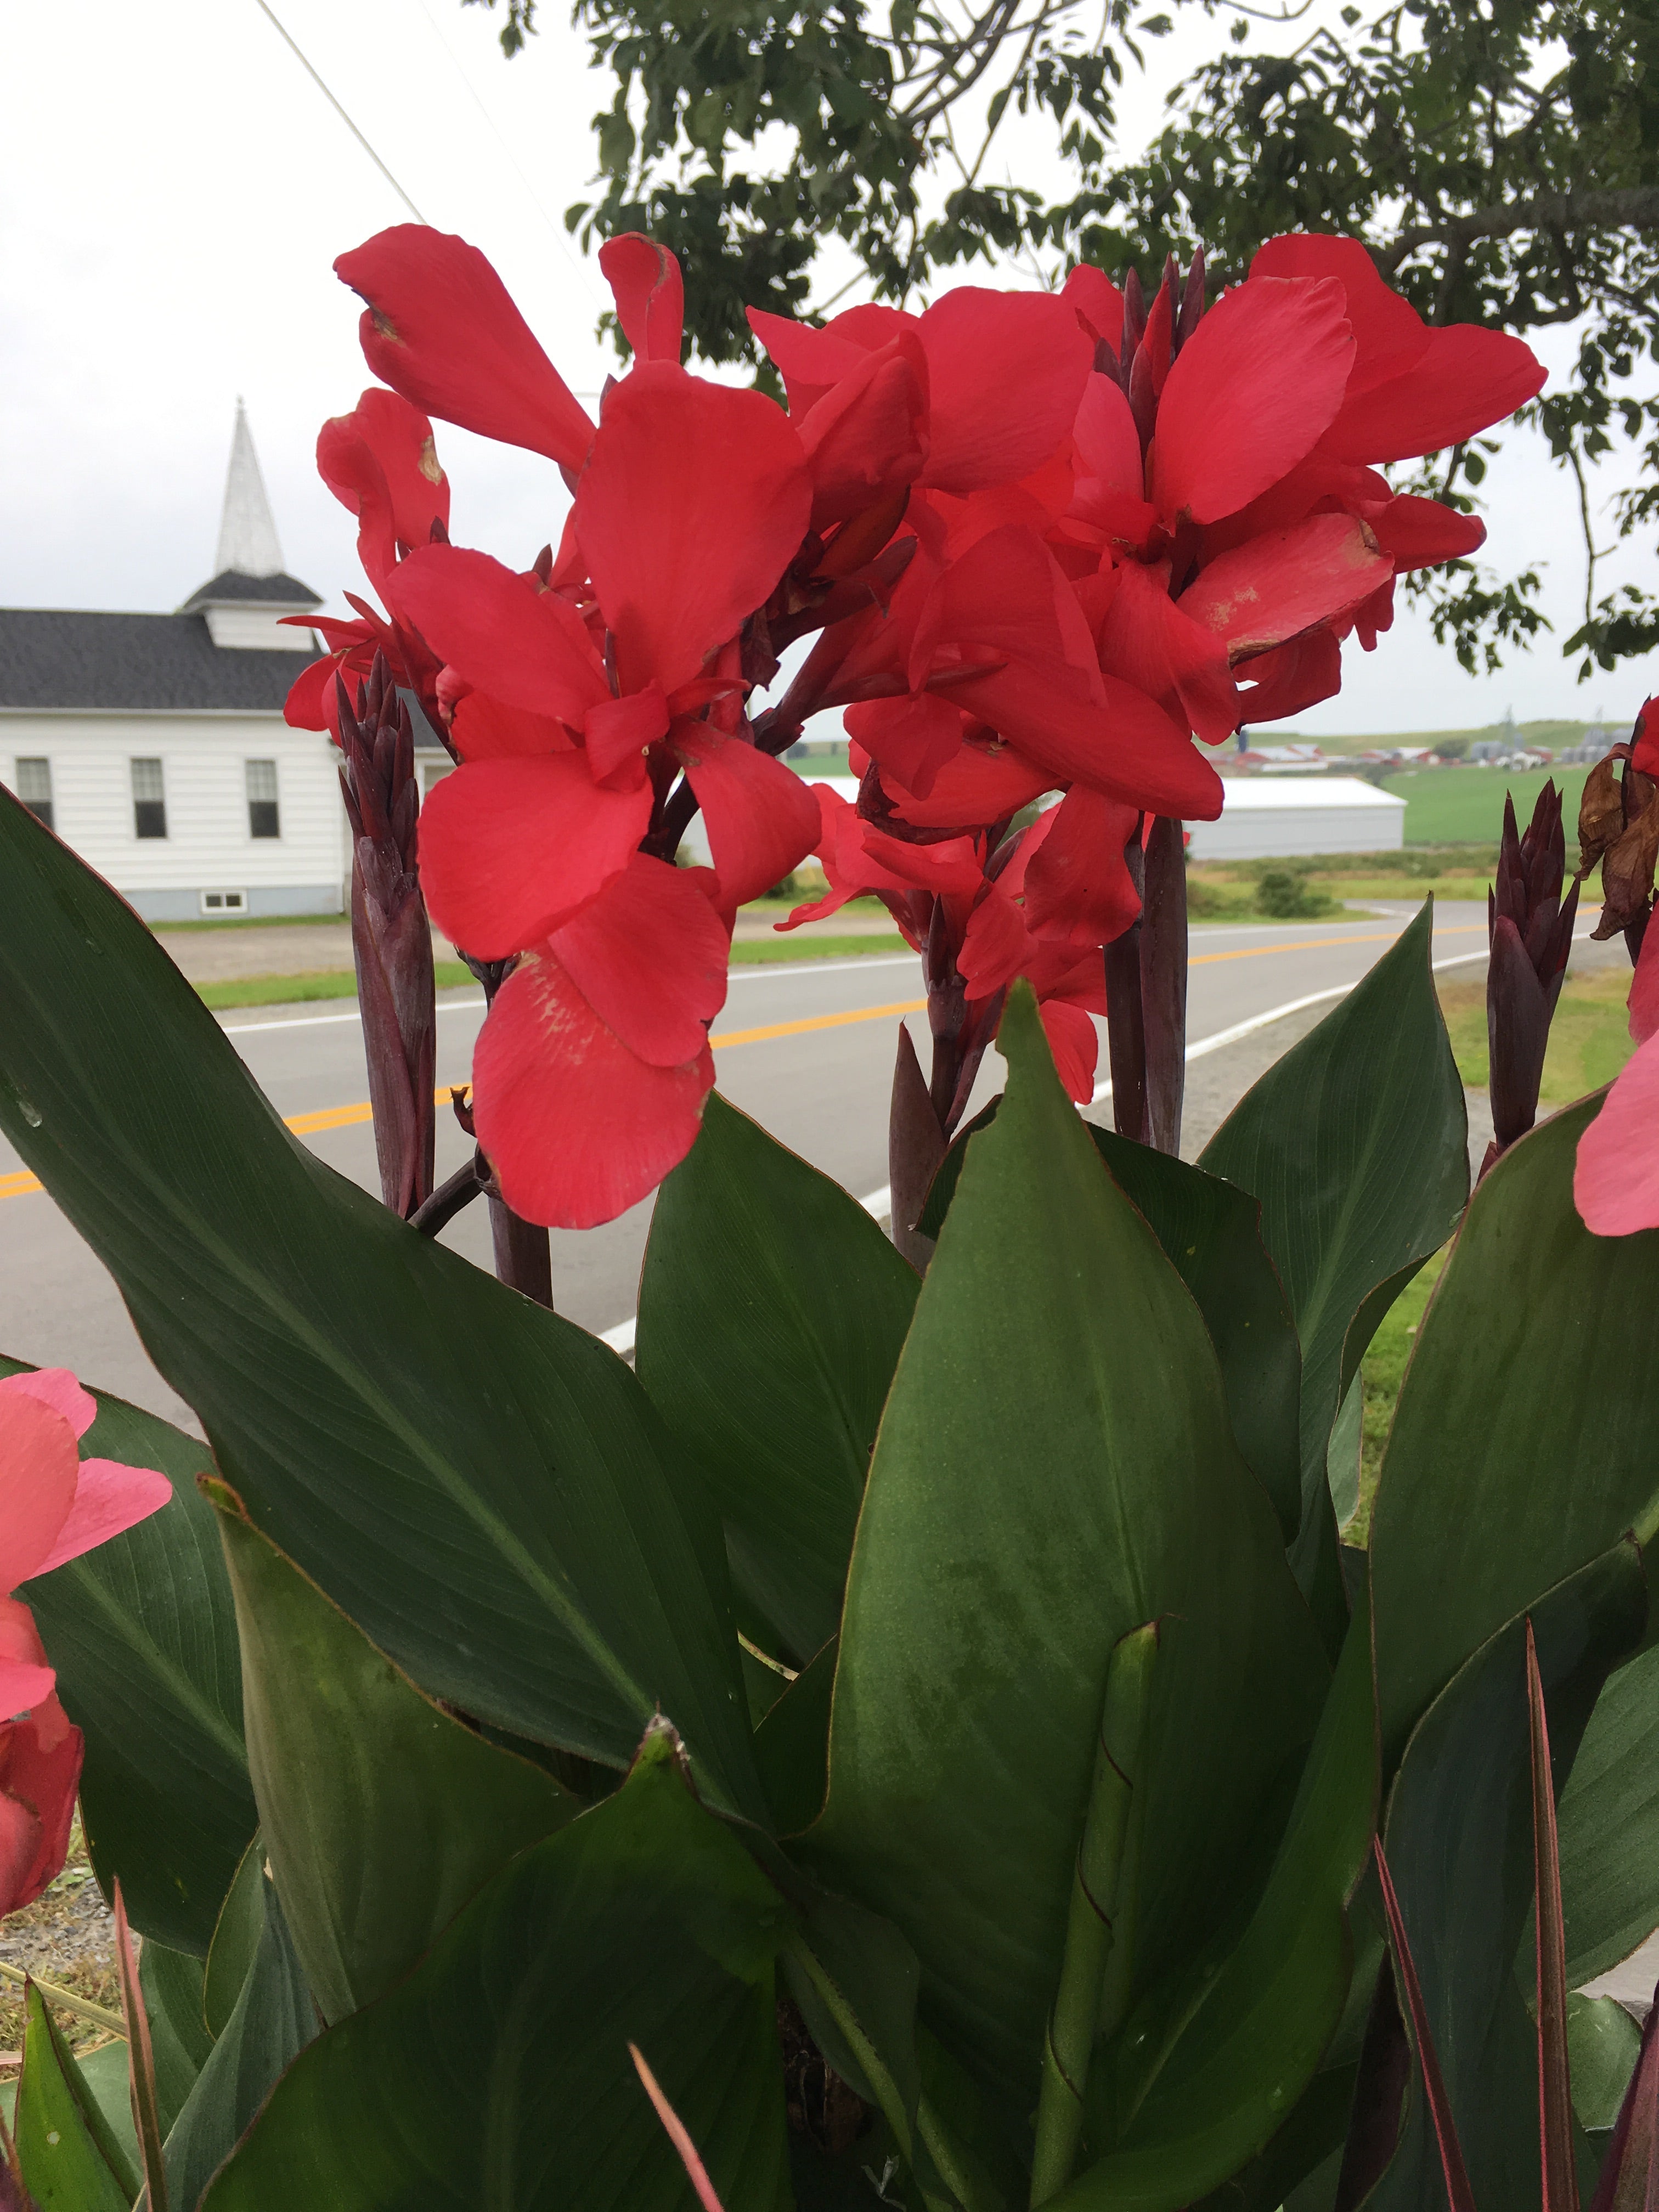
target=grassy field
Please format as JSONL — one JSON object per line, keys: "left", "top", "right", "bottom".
{"left": 1381, "top": 762, "right": 1592, "bottom": 845}
{"left": 1189, "top": 848, "right": 1500, "bottom": 919}
{"left": 1353, "top": 1247, "right": 1447, "bottom": 1542}
{"left": 1437, "top": 966, "right": 1635, "bottom": 1102}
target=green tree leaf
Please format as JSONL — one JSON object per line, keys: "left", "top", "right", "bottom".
{"left": 0, "top": 789, "right": 760, "bottom": 1819}
{"left": 1367, "top": 1543, "right": 1647, "bottom": 2211}
{"left": 922, "top": 1113, "right": 1303, "bottom": 1540}
{"left": 1370, "top": 1091, "right": 1659, "bottom": 1767}
{"left": 802, "top": 984, "right": 1329, "bottom": 2130}
{"left": 1199, "top": 901, "right": 1468, "bottom": 1553}
{"left": 0, "top": 1361, "right": 255, "bottom": 1957}
{"left": 199, "top": 1731, "right": 794, "bottom": 2212}
{"left": 210, "top": 1477, "right": 578, "bottom": 2024}
{"left": 638, "top": 1093, "right": 920, "bottom": 1665}
{"left": 13, "top": 1983, "right": 137, "bottom": 2210}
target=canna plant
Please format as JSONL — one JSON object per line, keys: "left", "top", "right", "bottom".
{"left": 0, "top": 223, "right": 1657, "bottom": 2212}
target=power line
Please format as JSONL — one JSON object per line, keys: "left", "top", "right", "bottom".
{"left": 250, "top": 0, "right": 431, "bottom": 224}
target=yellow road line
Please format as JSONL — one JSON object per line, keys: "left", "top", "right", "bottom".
{"left": 0, "top": 924, "right": 1484, "bottom": 1204}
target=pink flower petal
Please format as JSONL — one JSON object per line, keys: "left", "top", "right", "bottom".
{"left": 0, "top": 1369, "right": 96, "bottom": 1440}
{"left": 0, "top": 1393, "right": 78, "bottom": 1594}
{"left": 33, "top": 1460, "right": 173, "bottom": 1579}
{"left": 1575, "top": 1030, "right": 1659, "bottom": 1236}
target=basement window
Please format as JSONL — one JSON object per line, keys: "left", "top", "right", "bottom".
{"left": 200, "top": 890, "right": 248, "bottom": 916}
{"left": 131, "top": 757, "right": 167, "bottom": 839}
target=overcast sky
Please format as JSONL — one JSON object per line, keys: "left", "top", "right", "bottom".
{"left": 1, "top": 0, "right": 1649, "bottom": 737}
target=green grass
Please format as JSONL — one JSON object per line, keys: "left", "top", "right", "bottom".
{"left": 1352, "top": 1246, "right": 1448, "bottom": 1544}
{"left": 1382, "top": 764, "right": 1593, "bottom": 846}
{"left": 154, "top": 911, "right": 346, "bottom": 933}
{"left": 731, "top": 933, "right": 907, "bottom": 963}
{"left": 1437, "top": 967, "right": 1636, "bottom": 1103}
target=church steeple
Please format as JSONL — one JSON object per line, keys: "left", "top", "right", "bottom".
{"left": 179, "top": 404, "right": 320, "bottom": 650}
{"left": 215, "top": 399, "right": 286, "bottom": 579}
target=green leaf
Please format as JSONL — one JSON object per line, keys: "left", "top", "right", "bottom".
{"left": 922, "top": 1111, "right": 1302, "bottom": 1539}
{"left": 754, "top": 1638, "right": 838, "bottom": 1837}
{"left": 13, "top": 1984, "right": 138, "bottom": 2210}
{"left": 1370, "top": 1092, "right": 1659, "bottom": 1766}
{"left": 199, "top": 1731, "right": 794, "bottom": 2212}
{"left": 0, "top": 787, "right": 760, "bottom": 1818}
{"left": 165, "top": 1865, "right": 320, "bottom": 2212}
{"left": 1199, "top": 901, "right": 1468, "bottom": 1536}
{"left": 203, "top": 1835, "right": 266, "bottom": 2041}
{"left": 1558, "top": 1645, "right": 1659, "bottom": 1984}
{"left": 1566, "top": 1993, "right": 1642, "bottom": 2133}
{"left": 211, "top": 1479, "right": 578, "bottom": 2024}
{"left": 802, "top": 984, "right": 1329, "bottom": 2126}
{"left": 1056, "top": 1584, "right": 1376, "bottom": 2210}
{"left": 140, "top": 1942, "right": 213, "bottom": 2136}
{"left": 638, "top": 1093, "right": 920, "bottom": 1664}
{"left": 1366, "top": 1542, "right": 1647, "bottom": 2212}
{"left": 1, "top": 1360, "right": 255, "bottom": 1957}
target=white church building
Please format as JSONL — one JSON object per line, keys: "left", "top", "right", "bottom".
{"left": 0, "top": 409, "right": 365, "bottom": 921}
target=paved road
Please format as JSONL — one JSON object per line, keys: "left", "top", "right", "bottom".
{"left": 0, "top": 899, "right": 1597, "bottom": 1428}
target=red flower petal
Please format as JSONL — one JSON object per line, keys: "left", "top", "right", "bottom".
{"left": 317, "top": 389, "right": 449, "bottom": 592}
{"left": 1178, "top": 512, "right": 1392, "bottom": 662}
{"left": 585, "top": 684, "right": 669, "bottom": 786}
{"left": 34, "top": 1460, "right": 172, "bottom": 1578}
{"left": 599, "top": 234, "right": 685, "bottom": 364}
{"left": 389, "top": 545, "right": 608, "bottom": 728}
{"left": 0, "top": 1685, "right": 82, "bottom": 1915}
{"left": 472, "top": 945, "right": 715, "bottom": 1230}
{"left": 745, "top": 308, "right": 878, "bottom": 413}
{"left": 1038, "top": 999, "right": 1100, "bottom": 1103}
{"left": 416, "top": 753, "right": 652, "bottom": 958}
{"left": 1575, "top": 1028, "right": 1659, "bottom": 1235}
{"left": 548, "top": 855, "right": 727, "bottom": 1065}
{"left": 1021, "top": 785, "right": 1142, "bottom": 946}
{"left": 1233, "top": 630, "right": 1344, "bottom": 723}
{"left": 1633, "top": 698, "right": 1659, "bottom": 781}
{"left": 1098, "top": 561, "right": 1241, "bottom": 744}
{"left": 1064, "top": 264, "right": 1127, "bottom": 350}
{"left": 1367, "top": 494, "right": 1486, "bottom": 571}
{"left": 1319, "top": 324, "right": 1545, "bottom": 466}
{"left": 0, "top": 1598, "right": 58, "bottom": 1718}
{"left": 576, "top": 364, "right": 812, "bottom": 695}
{"left": 883, "top": 737, "right": 1053, "bottom": 828}
{"left": 1629, "top": 898, "right": 1659, "bottom": 1042}
{"left": 916, "top": 289, "right": 1093, "bottom": 496}
{"left": 843, "top": 693, "right": 966, "bottom": 799}
{"left": 449, "top": 690, "right": 578, "bottom": 761}
{"left": 284, "top": 652, "right": 348, "bottom": 735}
{"left": 336, "top": 227, "right": 594, "bottom": 469}
{"left": 797, "top": 345, "right": 929, "bottom": 529}
{"left": 957, "top": 883, "right": 1031, "bottom": 1000}
{"left": 1248, "top": 234, "right": 1427, "bottom": 397}
{"left": 1073, "top": 374, "right": 1145, "bottom": 500}
{"left": 1150, "top": 276, "right": 1355, "bottom": 526}
{"left": 673, "top": 726, "right": 821, "bottom": 909}
{"left": 0, "top": 1391, "right": 78, "bottom": 1593}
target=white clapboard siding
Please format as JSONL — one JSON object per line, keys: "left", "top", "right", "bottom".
{"left": 0, "top": 713, "right": 349, "bottom": 918}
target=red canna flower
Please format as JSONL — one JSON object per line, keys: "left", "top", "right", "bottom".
{"left": 1576, "top": 702, "right": 1659, "bottom": 1235}
{"left": 0, "top": 1369, "right": 171, "bottom": 1918}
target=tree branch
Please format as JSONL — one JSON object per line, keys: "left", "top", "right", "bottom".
{"left": 1375, "top": 187, "right": 1659, "bottom": 274}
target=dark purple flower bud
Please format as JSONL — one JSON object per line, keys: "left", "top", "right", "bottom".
{"left": 1485, "top": 779, "right": 1579, "bottom": 1168}
{"left": 337, "top": 654, "right": 436, "bottom": 1218}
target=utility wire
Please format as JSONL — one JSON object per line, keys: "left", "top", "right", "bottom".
{"left": 250, "top": 0, "right": 431, "bottom": 223}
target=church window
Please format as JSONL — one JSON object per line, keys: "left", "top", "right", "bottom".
{"left": 246, "top": 759, "right": 280, "bottom": 839}
{"left": 131, "top": 759, "right": 167, "bottom": 839}
{"left": 14, "top": 759, "right": 53, "bottom": 831}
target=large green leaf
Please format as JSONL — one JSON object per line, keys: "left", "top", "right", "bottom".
{"left": 1367, "top": 1542, "right": 1647, "bottom": 2212}
{"left": 200, "top": 1731, "right": 793, "bottom": 2212}
{"left": 1198, "top": 901, "right": 1468, "bottom": 1536}
{"left": 13, "top": 1983, "right": 137, "bottom": 2210}
{"left": 1558, "top": 1644, "right": 1659, "bottom": 1985}
{"left": 1567, "top": 1993, "right": 1643, "bottom": 2132}
{"left": 638, "top": 1093, "right": 921, "bottom": 1665}
{"left": 0, "top": 787, "right": 759, "bottom": 1816}
{"left": 802, "top": 985, "right": 1329, "bottom": 2129}
{"left": 165, "top": 1864, "right": 320, "bottom": 2212}
{"left": 212, "top": 1479, "right": 577, "bottom": 2024}
{"left": 141, "top": 1941, "right": 214, "bottom": 2135}
{"left": 921, "top": 1112, "right": 1303, "bottom": 1540}
{"left": 204, "top": 1833, "right": 266, "bottom": 2039}
{"left": 1054, "top": 1586, "right": 1376, "bottom": 2210}
{"left": 1, "top": 1360, "right": 255, "bottom": 1955}
{"left": 1370, "top": 1093, "right": 1659, "bottom": 1765}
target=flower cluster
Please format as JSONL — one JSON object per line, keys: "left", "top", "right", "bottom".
{"left": 0, "top": 1371, "right": 169, "bottom": 1916}
{"left": 289, "top": 225, "right": 1542, "bottom": 1230}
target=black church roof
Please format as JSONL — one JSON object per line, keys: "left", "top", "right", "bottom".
{"left": 179, "top": 570, "right": 323, "bottom": 612}
{"left": 0, "top": 608, "right": 319, "bottom": 713}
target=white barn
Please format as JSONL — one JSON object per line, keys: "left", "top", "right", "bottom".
{"left": 0, "top": 409, "right": 362, "bottom": 922}
{"left": 1185, "top": 776, "right": 1407, "bottom": 861}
